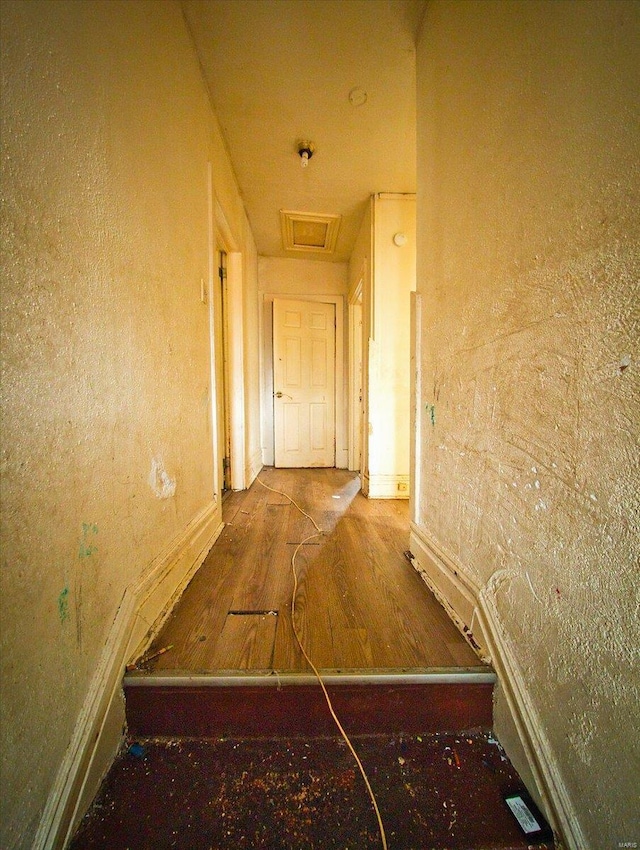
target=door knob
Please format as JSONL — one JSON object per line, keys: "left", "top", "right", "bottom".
{"left": 275, "top": 391, "right": 283, "bottom": 398}
{"left": 274, "top": 391, "right": 292, "bottom": 399}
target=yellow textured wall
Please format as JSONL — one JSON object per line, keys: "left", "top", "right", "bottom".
{"left": 0, "top": 1, "right": 254, "bottom": 846}
{"left": 416, "top": 1, "right": 639, "bottom": 846}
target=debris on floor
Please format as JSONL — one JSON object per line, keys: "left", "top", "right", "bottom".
{"left": 126, "top": 644, "right": 174, "bottom": 672}
{"left": 68, "top": 732, "right": 555, "bottom": 849}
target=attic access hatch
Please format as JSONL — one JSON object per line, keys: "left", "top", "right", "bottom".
{"left": 280, "top": 210, "right": 341, "bottom": 254}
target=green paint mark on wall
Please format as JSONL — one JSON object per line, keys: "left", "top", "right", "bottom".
{"left": 426, "top": 404, "right": 436, "bottom": 426}
{"left": 79, "top": 522, "right": 98, "bottom": 558}
{"left": 58, "top": 586, "right": 69, "bottom": 622}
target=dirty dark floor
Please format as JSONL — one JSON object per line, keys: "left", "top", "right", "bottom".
{"left": 69, "top": 732, "right": 554, "bottom": 849}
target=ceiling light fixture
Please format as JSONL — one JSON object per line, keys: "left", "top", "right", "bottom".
{"left": 297, "top": 140, "right": 315, "bottom": 168}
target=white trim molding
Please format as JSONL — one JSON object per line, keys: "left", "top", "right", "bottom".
{"left": 409, "top": 520, "right": 587, "bottom": 850}
{"left": 366, "top": 473, "right": 410, "bottom": 500}
{"left": 226, "top": 250, "right": 246, "bottom": 490}
{"left": 409, "top": 292, "right": 422, "bottom": 524}
{"left": 34, "top": 502, "right": 223, "bottom": 850}
{"left": 409, "top": 523, "right": 489, "bottom": 659}
{"left": 214, "top": 194, "right": 247, "bottom": 492}
{"left": 476, "top": 597, "right": 588, "bottom": 850}
{"left": 245, "top": 449, "right": 263, "bottom": 488}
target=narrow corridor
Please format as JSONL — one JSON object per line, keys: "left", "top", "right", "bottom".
{"left": 133, "top": 468, "right": 483, "bottom": 675}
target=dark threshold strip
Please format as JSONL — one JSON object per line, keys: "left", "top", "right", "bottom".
{"left": 227, "top": 610, "right": 278, "bottom": 617}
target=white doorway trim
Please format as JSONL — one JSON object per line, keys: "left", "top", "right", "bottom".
{"left": 348, "top": 282, "right": 363, "bottom": 472}
{"left": 410, "top": 291, "right": 422, "bottom": 523}
{"left": 261, "top": 293, "right": 346, "bottom": 468}
{"left": 206, "top": 165, "right": 221, "bottom": 502}
{"left": 215, "top": 198, "right": 246, "bottom": 491}
{"left": 225, "top": 251, "right": 245, "bottom": 490}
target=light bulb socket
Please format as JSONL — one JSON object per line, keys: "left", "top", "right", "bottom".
{"left": 297, "top": 140, "right": 315, "bottom": 166}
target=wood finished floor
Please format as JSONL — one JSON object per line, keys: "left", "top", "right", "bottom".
{"left": 141, "top": 469, "right": 484, "bottom": 674}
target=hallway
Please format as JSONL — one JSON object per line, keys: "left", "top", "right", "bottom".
{"left": 3, "top": 3, "right": 637, "bottom": 847}
{"left": 71, "top": 471, "right": 550, "bottom": 850}
{"left": 131, "top": 469, "right": 483, "bottom": 676}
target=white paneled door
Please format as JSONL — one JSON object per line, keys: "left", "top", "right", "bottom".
{"left": 273, "top": 298, "right": 336, "bottom": 468}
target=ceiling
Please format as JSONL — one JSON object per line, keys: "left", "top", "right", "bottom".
{"left": 182, "top": 0, "right": 425, "bottom": 262}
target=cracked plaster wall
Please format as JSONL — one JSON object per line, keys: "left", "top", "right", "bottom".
{"left": 416, "top": 1, "right": 639, "bottom": 846}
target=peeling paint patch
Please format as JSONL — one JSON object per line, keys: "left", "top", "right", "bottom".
{"left": 58, "top": 586, "right": 69, "bottom": 622}
{"left": 79, "top": 523, "right": 98, "bottom": 558}
{"left": 149, "top": 455, "right": 176, "bottom": 499}
{"left": 618, "top": 354, "right": 631, "bottom": 373}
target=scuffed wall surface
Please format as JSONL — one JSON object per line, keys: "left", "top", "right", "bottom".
{"left": 416, "top": 1, "right": 638, "bottom": 847}
{"left": 0, "top": 1, "right": 239, "bottom": 846}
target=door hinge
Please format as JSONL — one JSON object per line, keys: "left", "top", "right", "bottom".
{"left": 223, "top": 456, "right": 230, "bottom": 471}
{"left": 219, "top": 266, "right": 227, "bottom": 281}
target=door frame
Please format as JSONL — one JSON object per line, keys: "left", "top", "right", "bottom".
{"left": 261, "top": 293, "right": 346, "bottom": 468}
{"left": 348, "top": 282, "right": 364, "bottom": 472}
{"left": 410, "top": 291, "right": 422, "bottom": 523}
{"left": 211, "top": 192, "right": 246, "bottom": 492}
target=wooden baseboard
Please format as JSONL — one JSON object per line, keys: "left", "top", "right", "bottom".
{"left": 408, "top": 521, "right": 586, "bottom": 850}
{"left": 245, "top": 450, "right": 263, "bottom": 488}
{"left": 127, "top": 502, "right": 223, "bottom": 663}
{"left": 409, "top": 523, "right": 489, "bottom": 660}
{"left": 476, "top": 599, "right": 588, "bottom": 850}
{"left": 365, "top": 473, "right": 410, "bottom": 499}
{"left": 33, "top": 502, "right": 223, "bottom": 850}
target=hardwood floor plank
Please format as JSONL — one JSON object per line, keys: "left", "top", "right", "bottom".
{"left": 140, "top": 469, "right": 484, "bottom": 674}
{"left": 208, "top": 612, "right": 278, "bottom": 669}
{"left": 228, "top": 504, "right": 291, "bottom": 612}
{"left": 271, "top": 603, "right": 311, "bottom": 672}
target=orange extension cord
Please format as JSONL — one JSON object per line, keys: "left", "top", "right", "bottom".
{"left": 256, "top": 477, "right": 388, "bottom": 850}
